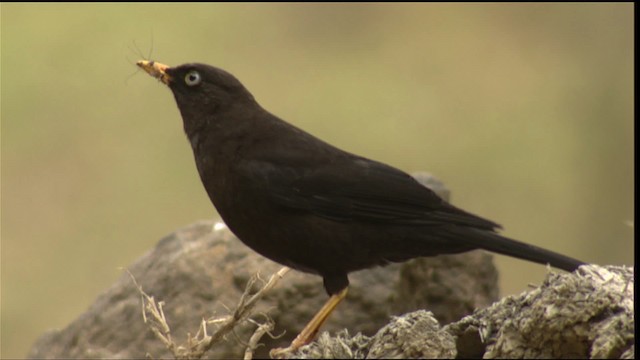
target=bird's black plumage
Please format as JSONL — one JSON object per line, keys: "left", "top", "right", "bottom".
{"left": 139, "top": 61, "right": 585, "bottom": 296}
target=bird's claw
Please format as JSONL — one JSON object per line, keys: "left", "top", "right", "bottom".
{"left": 269, "top": 344, "right": 297, "bottom": 359}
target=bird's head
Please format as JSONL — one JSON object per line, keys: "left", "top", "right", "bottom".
{"left": 137, "top": 60, "right": 257, "bottom": 137}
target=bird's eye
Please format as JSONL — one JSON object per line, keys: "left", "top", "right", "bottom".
{"left": 185, "top": 71, "right": 201, "bottom": 86}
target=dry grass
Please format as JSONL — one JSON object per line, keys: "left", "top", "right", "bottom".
{"left": 127, "top": 267, "right": 290, "bottom": 359}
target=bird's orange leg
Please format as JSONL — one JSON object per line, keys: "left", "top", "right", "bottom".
{"left": 270, "top": 287, "right": 348, "bottom": 358}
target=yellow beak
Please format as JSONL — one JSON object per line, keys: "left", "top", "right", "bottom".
{"left": 136, "top": 60, "right": 172, "bottom": 85}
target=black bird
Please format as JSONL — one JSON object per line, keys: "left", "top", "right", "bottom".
{"left": 136, "top": 60, "right": 586, "bottom": 355}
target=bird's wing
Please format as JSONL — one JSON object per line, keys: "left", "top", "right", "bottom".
{"left": 239, "top": 153, "right": 500, "bottom": 230}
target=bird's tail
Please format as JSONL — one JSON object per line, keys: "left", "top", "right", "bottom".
{"left": 445, "top": 227, "right": 586, "bottom": 272}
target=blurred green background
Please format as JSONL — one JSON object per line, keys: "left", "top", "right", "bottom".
{"left": 1, "top": 3, "right": 633, "bottom": 358}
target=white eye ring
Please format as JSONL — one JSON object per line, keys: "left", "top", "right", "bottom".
{"left": 185, "top": 71, "right": 201, "bottom": 86}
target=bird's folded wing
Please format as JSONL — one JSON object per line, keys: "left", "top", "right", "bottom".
{"left": 239, "top": 156, "right": 500, "bottom": 230}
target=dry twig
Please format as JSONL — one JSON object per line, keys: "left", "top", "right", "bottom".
{"left": 126, "top": 267, "right": 291, "bottom": 359}
{"left": 244, "top": 317, "right": 276, "bottom": 360}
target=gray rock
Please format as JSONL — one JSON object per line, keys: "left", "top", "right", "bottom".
{"left": 287, "top": 265, "right": 634, "bottom": 359}
{"left": 27, "top": 220, "right": 498, "bottom": 359}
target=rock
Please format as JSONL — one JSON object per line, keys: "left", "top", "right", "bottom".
{"left": 288, "top": 265, "right": 634, "bottom": 359}
{"left": 27, "top": 220, "right": 498, "bottom": 359}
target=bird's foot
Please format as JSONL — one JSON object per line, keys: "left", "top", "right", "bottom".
{"left": 269, "top": 335, "right": 307, "bottom": 358}
{"left": 269, "top": 346, "right": 295, "bottom": 359}
{"left": 269, "top": 288, "right": 348, "bottom": 358}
